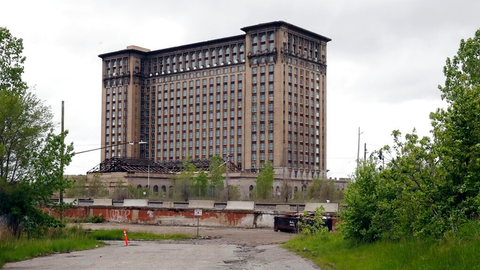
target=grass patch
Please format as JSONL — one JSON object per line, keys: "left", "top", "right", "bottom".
{"left": 0, "top": 226, "right": 104, "bottom": 268}
{"left": 284, "top": 222, "right": 480, "bottom": 270}
{"left": 89, "top": 229, "right": 193, "bottom": 241}
{"left": 0, "top": 226, "right": 193, "bottom": 268}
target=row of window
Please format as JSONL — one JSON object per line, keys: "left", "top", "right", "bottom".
{"left": 144, "top": 44, "right": 246, "bottom": 75}
{"left": 284, "top": 33, "right": 324, "bottom": 61}
{"left": 251, "top": 31, "right": 275, "bottom": 53}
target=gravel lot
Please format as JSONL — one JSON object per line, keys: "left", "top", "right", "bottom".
{"left": 3, "top": 223, "right": 321, "bottom": 270}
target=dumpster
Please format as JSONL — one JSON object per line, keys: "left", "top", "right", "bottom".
{"left": 274, "top": 215, "right": 333, "bottom": 232}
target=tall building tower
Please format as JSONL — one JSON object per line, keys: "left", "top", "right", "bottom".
{"left": 98, "top": 21, "right": 330, "bottom": 179}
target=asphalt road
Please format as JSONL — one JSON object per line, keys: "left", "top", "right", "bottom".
{"left": 3, "top": 224, "right": 321, "bottom": 270}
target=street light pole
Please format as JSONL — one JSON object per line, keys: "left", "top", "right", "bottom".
{"left": 225, "top": 155, "right": 231, "bottom": 201}
{"left": 357, "top": 127, "right": 364, "bottom": 163}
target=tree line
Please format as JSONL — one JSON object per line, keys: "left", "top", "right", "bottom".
{"left": 67, "top": 158, "right": 344, "bottom": 202}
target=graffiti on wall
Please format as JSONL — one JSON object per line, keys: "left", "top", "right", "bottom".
{"left": 109, "top": 209, "right": 131, "bottom": 222}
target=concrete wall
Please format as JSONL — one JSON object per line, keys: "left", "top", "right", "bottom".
{"left": 124, "top": 199, "right": 149, "bottom": 207}
{"left": 50, "top": 205, "right": 280, "bottom": 228}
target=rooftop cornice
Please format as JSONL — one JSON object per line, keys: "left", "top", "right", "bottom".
{"left": 241, "top": 21, "right": 332, "bottom": 42}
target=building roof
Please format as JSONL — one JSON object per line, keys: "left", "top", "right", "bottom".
{"left": 241, "top": 21, "right": 331, "bottom": 42}
{"left": 88, "top": 157, "right": 239, "bottom": 174}
{"left": 98, "top": 34, "right": 245, "bottom": 59}
{"left": 99, "top": 21, "right": 331, "bottom": 59}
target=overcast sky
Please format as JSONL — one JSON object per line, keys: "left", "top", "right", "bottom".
{"left": 2, "top": 0, "right": 479, "bottom": 178}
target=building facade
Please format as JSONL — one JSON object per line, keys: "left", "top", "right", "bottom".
{"left": 98, "top": 21, "right": 330, "bottom": 180}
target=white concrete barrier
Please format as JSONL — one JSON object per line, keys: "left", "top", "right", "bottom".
{"left": 162, "top": 201, "right": 174, "bottom": 208}
{"left": 275, "top": 205, "right": 291, "bottom": 213}
{"left": 123, "top": 199, "right": 148, "bottom": 207}
{"left": 188, "top": 200, "right": 215, "bottom": 209}
{"left": 63, "top": 198, "right": 78, "bottom": 205}
{"left": 304, "top": 203, "right": 339, "bottom": 213}
{"left": 226, "top": 201, "right": 255, "bottom": 210}
{"left": 92, "top": 198, "right": 113, "bottom": 206}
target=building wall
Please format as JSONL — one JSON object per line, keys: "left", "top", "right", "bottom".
{"left": 98, "top": 21, "right": 330, "bottom": 182}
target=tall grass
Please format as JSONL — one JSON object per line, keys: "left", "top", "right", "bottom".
{"left": 284, "top": 221, "right": 480, "bottom": 270}
{"left": 0, "top": 226, "right": 103, "bottom": 268}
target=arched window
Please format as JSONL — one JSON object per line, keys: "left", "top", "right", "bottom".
{"left": 153, "top": 185, "right": 159, "bottom": 192}
{"left": 161, "top": 185, "right": 166, "bottom": 193}
{"left": 137, "top": 184, "right": 142, "bottom": 189}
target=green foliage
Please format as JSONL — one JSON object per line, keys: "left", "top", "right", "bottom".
{"left": 173, "top": 156, "right": 197, "bottom": 201}
{"left": 298, "top": 206, "right": 329, "bottom": 236}
{"left": 127, "top": 184, "right": 149, "bottom": 199}
{"left": 88, "top": 229, "right": 193, "bottom": 241}
{"left": 430, "top": 28, "right": 480, "bottom": 226}
{"left": 0, "top": 226, "right": 104, "bottom": 268}
{"left": 0, "top": 89, "right": 53, "bottom": 183}
{"left": 0, "top": 27, "right": 27, "bottom": 93}
{"left": 0, "top": 132, "right": 73, "bottom": 237}
{"left": 0, "top": 27, "right": 71, "bottom": 238}
{"left": 286, "top": 222, "right": 480, "bottom": 270}
{"left": 193, "top": 170, "right": 208, "bottom": 197}
{"left": 0, "top": 225, "right": 194, "bottom": 268}
{"left": 111, "top": 180, "right": 128, "bottom": 200}
{"left": 208, "top": 155, "right": 225, "bottom": 197}
{"left": 87, "top": 174, "right": 108, "bottom": 198}
{"left": 65, "top": 177, "right": 87, "bottom": 197}
{"left": 341, "top": 28, "right": 480, "bottom": 242}
{"left": 68, "top": 214, "right": 104, "bottom": 224}
{"left": 306, "top": 178, "right": 343, "bottom": 203}
{"left": 254, "top": 161, "right": 274, "bottom": 200}
{"left": 87, "top": 214, "right": 104, "bottom": 224}
{"left": 227, "top": 185, "right": 241, "bottom": 201}
{"left": 342, "top": 133, "right": 446, "bottom": 241}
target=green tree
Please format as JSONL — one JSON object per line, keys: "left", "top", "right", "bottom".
{"left": 430, "top": 28, "right": 480, "bottom": 228}
{"left": 174, "top": 156, "right": 196, "bottom": 201}
{"left": 255, "top": 161, "right": 274, "bottom": 200}
{"left": 87, "top": 173, "right": 108, "bottom": 198}
{"left": 0, "top": 132, "right": 73, "bottom": 237}
{"left": 341, "top": 158, "right": 383, "bottom": 242}
{"left": 194, "top": 170, "right": 208, "bottom": 197}
{"left": 0, "top": 27, "right": 53, "bottom": 183}
{"left": 111, "top": 179, "right": 127, "bottom": 200}
{"left": 341, "top": 28, "right": 480, "bottom": 242}
{"left": 0, "top": 27, "right": 27, "bottom": 93}
{"left": 0, "top": 28, "right": 71, "bottom": 237}
{"left": 66, "top": 178, "right": 87, "bottom": 198}
{"left": 208, "top": 155, "right": 225, "bottom": 197}
{"left": 307, "top": 178, "right": 337, "bottom": 202}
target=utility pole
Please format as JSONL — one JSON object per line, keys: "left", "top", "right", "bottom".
{"left": 364, "top": 143, "right": 367, "bottom": 161}
{"left": 225, "top": 155, "right": 229, "bottom": 201}
{"left": 357, "top": 127, "right": 362, "bottom": 162}
{"left": 59, "top": 101, "right": 65, "bottom": 219}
